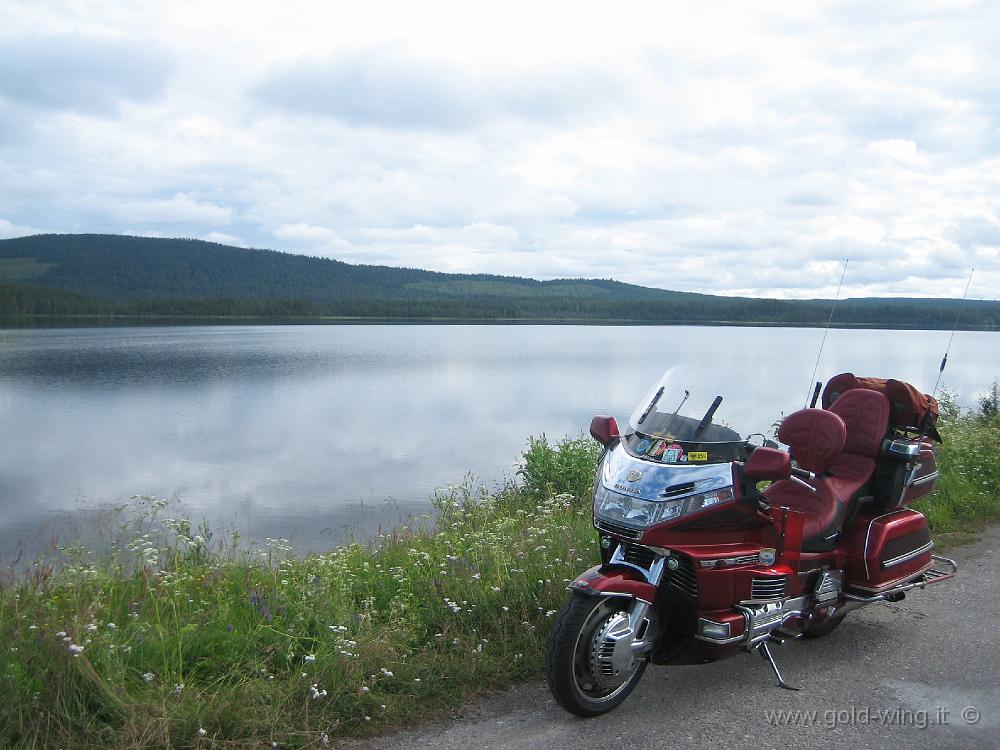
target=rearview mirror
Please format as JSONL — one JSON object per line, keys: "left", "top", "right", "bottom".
{"left": 742, "top": 447, "right": 791, "bottom": 481}
{"left": 589, "top": 415, "right": 620, "bottom": 447}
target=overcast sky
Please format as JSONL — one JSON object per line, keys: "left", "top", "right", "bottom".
{"left": 1, "top": 0, "right": 998, "bottom": 299}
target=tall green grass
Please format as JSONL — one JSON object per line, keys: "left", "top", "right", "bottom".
{"left": 0, "top": 436, "right": 601, "bottom": 749}
{"left": 1, "top": 396, "right": 998, "bottom": 749}
{"left": 913, "top": 387, "right": 1000, "bottom": 539}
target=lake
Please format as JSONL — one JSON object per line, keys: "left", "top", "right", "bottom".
{"left": 1, "top": 323, "right": 997, "bottom": 558}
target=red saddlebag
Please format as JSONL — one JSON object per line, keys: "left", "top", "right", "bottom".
{"left": 842, "top": 509, "right": 933, "bottom": 593}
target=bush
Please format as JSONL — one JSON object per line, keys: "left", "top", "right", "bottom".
{"left": 516, "top": 434, "right": 602, "bottom": 504}
{"left": 977, "top": 380, "right": 1000, "bottom": 421}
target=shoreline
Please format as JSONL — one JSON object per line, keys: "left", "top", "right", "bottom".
{"left": 2, "top": 314, "right": 999, "bottom": 332}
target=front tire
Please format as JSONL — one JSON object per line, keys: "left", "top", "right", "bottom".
{"left": 546, "top": 593, "right": 649, "bottom": 717}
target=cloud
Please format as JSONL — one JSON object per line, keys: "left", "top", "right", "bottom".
{"left": 0, "top": 34, "right": 171, "bottom": 116}
{"left": 251, "top": 47, "right": 627, "bottom": 130}
{"left": 0, "top": 1, "right": 998, "bottom": 300}
{"left": 949, "top": 216, "right": 1000, "bottom": 249}
{"left": 111, "top": 193, "right": 233, "bottom": 225}
{"left": 0, "top": 217, "right": 40, "bottom": 239}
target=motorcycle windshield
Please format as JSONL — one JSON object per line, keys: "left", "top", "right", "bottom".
{"left": 626, "top": 363, "right": 759, "bottom": 465}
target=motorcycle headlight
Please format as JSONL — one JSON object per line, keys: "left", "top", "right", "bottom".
{"left": 593, "top": 483, "right": 734, "bottom": 530}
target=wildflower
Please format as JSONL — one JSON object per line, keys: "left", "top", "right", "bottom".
{"left": 28, "top": 625, "right": 38, "bottom": 631}
{"left": 174, "top": 683, "right": 185, "bottom": 694}
{"left": 319, "top": 733, "right": 330, "bottom": 747}
{"left": 303, "top": 654, "right": 316, "bottom": 662}
{"left": 414, "top": 678, "right": 421, "bottom": 682}
{"left": 85, "top": 623, "right": 98, "bottom": 632}
{"left": 545, "top": 610, "right": 557, "bottom": 617}
{"left": 143, "top": 672, "right": 155, "bottom": 682}
{"left": 68, "top": 644, "right": 84, "bottom": 656}
{"left": 197, "top": 727, "right": 207, "bottom": 737}
{"left": 310, "top": 684, "right": 328, "bottom": 699}
{"left": 55, "top": 631, "right": 67, "bottom": 638}
{"left": 380, "top": 668, "right": 394, "bottom": 678}
{"left": 502, "top": 606, "right": 509, "bottom": 612}
{"left": 106, "top": 622, "right": 117, "bottom": 630}
{"left": 360, "top": 686, "right": 369, "bottom": 693}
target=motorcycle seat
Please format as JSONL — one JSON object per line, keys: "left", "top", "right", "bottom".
{"left": 825, "top": 389, "right": 891, "bottom": 502}
{"left": 764, "top": 390, "right": 891, "bottom": 552}
{"left": 764, "top": 408, "right": 847, "bottom": 550}
{"left": 764, "top": 478, "right": 843, "bottom": 549}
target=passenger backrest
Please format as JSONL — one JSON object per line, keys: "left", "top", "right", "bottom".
{"left": 777, "top": 409, "right": 847, "bottom": 474}
{"left": 827, "top": 389, "right": 890, "bottom": 459}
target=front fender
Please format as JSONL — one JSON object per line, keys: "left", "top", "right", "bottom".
{"left": 568, "top": 564, "right": 658, "bottom": 604}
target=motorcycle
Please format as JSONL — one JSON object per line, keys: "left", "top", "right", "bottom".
{"left": 546, "top": 363, "right": 957, "bottom": 716}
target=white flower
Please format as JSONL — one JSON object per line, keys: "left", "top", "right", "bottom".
{"left": 309, "top": 684, "right": 328, "bottom": 700}
{"left": 196, "top": 727, "right": 207, "bottom": 737}
{"left": 55, "top": 631, "right": 67, "bottom": 638}
{"left": 68, "top": 644, "right": 84, "bottom": 655}
{"left": 143, "top": 672, "right": 155, "bottom": 682}
{"left": 360, "top": 686, "right": 369, "bottom": 693}
{"left": 174, "top": 683, "right": 184, "bottom": 693}
{"left": 303, "top": 654, "right": 316, "bottom": 662}
{"left": 28, "top": 625, "right": 38, "bottom": 631}
{"left": 85, "top": 623, "right": 98, "bottom": 632}
{"left": 107, "top": 623, "right": 117, "bottom": 630}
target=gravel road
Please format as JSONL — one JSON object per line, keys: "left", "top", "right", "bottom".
{"left": 342, "top": 527, "right": 1000, "bottom": 750}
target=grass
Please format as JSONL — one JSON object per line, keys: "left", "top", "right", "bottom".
{"left": 1, "top": 393, "right": 998, "bottom": 749}
{"left": 912, "top": 387, "right": 1000, "bottom": 544}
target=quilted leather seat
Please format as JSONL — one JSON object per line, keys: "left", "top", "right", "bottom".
{"left": 825, "top": 389, "right": 891, "bottom": 502}
{"left": 763, "top": 389, "right": 891, "bottom": 551}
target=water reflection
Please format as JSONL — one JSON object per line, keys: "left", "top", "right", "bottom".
{"left": 0, "top": 324, "right": 996, "bottom": 557}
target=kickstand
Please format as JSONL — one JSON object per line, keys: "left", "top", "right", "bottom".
{"left": 757, "top": 641, "right": 801, "bottom": 691}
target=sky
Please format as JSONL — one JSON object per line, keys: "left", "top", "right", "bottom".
{"left": 0, "top": 0, "right": 998, "bottom": 299}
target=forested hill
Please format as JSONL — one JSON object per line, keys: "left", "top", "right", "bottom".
{"left": 1, "top": 233, "right": 997, "bottom": 329}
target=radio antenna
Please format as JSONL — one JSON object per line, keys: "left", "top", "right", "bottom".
{"left": 931, "top": 267, "right": 975, "bottom": 398}
{"left": 805, "top": 259, "right": 849, "bottom": 407}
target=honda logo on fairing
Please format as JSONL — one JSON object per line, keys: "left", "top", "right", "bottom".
{"left": 626, "top": 470, "right": 642, "bottom": 482}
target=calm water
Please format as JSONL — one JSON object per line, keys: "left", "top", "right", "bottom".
{"left": 1, "top": 324, "right": 997, "bottom": 556}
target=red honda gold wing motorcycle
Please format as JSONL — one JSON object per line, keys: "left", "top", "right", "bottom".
{"left": 546, "top": 363, "right": 956, "bottom": 716}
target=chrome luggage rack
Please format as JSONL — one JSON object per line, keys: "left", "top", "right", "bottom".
{"left": 843, "top": 554, "right": 958, "bottom": 603}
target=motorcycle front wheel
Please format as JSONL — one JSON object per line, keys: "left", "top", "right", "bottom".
{"left": 546, "top": 592, "right": 649, "bottom": 717}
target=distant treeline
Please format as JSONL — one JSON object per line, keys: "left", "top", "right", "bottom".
{"left": 1, "top": 234, "right": 998, "bottom": 328}
{"left": 3, "top": 282, "right": 1000, "bottom": 328}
